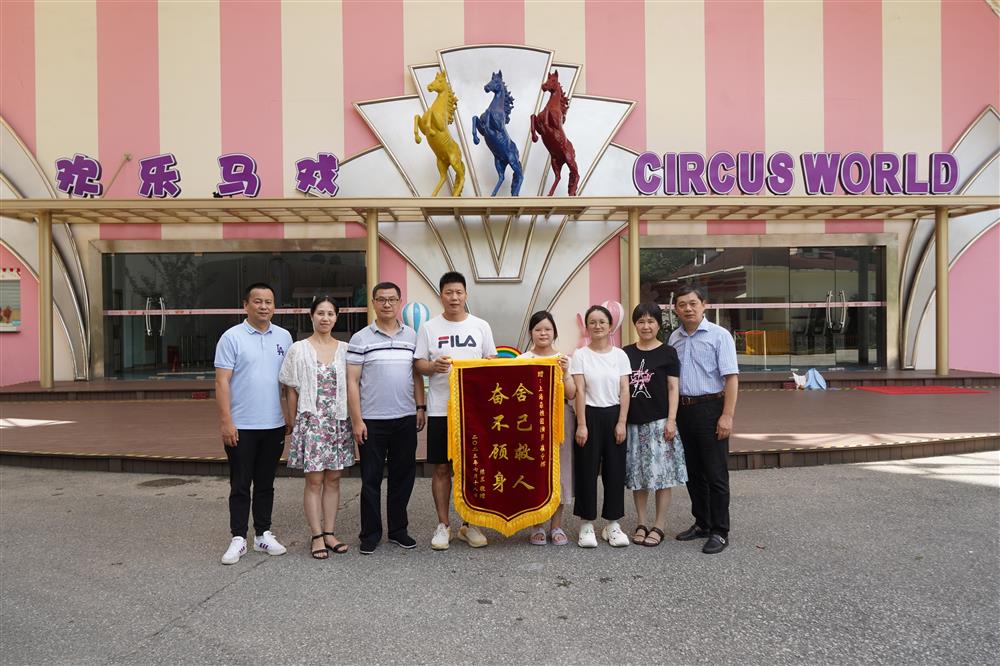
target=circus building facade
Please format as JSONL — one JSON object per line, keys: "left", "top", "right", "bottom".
{"left": 0, "top": 0, "right": 998, "bottom": 387}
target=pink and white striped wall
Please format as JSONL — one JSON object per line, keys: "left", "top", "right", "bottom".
{"left": 1, "top": 0, "right": 998, "bottom": 375}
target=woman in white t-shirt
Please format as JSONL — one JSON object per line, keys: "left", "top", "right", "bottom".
{"left": 519, "top": 311, "right": 576, "bottom": 546}
{"left": 569, "top": 305, "right": 632, "bottom": 548}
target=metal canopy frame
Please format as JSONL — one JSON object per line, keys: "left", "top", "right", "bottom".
{"left": 3, "top": 195, "right": 997, "bottom": 387}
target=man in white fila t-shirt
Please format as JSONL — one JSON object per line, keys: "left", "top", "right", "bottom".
{"left": 414, "top": 271, "right": 497, "bottom": 550}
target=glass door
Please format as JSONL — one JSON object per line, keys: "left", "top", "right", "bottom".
{"left": 103, "top": 252, "right": 368, "bottom": 380}
{"left": 788, "top": 247, "right": 885, "bottom": 370}
{"left": 642, "top": 244, "right": 887, "bottom": 372}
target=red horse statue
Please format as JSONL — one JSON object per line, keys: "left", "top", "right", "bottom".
{"left": 530, "top": 71, "right": 579, "bottom": 196}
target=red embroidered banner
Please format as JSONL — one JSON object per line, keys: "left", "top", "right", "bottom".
{"left": 448, "top": 358, "right": 564, "bottom": 536}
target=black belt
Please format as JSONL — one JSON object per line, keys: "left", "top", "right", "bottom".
{"left": 679, "top": 392, "right": 725, "bottom": 406}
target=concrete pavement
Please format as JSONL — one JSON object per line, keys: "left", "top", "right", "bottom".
{"left": 1, "top": 452, "right": 998, "bottom": 665}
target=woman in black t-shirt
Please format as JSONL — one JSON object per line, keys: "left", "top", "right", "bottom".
{"left": 623, "top": 303, "right": 689, "bottom": 546}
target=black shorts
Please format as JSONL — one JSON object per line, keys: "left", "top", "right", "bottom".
{"left": 425, "top": 416, "right": 450, "bottom": 465}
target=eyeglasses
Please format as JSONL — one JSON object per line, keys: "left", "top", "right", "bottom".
{"left": 373, "top": 297, "right": 400, "bottom": 305}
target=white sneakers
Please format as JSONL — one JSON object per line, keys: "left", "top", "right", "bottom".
{"left": 253, "top": 530, "right": 287, "bottom": 555}
{"left": 221, "top": 532, "right": 286, "bottom": 564}
{"left": 221, "top": 536, "right": 247, "bottom": 565}
{"left": 431, "top": 523, "right": 452, "bottom": 550}
{"left": 578, "top": 522, "right": 598, "bottom": 548}
{"left": 458, "top": 524, "right": 488, "bottom": 548}
{"left": 432, "top": 523, "right": 489, "bottom": 550}
{"left": 602, "top": 522, "right": 630, "bottom": 548}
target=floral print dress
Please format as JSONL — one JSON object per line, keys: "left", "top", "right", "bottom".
{"left": 288, "top": 361, "right": 354, "bottom": 472}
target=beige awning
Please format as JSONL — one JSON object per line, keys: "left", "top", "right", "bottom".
{"left": 2, "top": 195, "right": 997, "bottom": 225}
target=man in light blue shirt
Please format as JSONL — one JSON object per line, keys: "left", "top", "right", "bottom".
{"left": 668, "top": 285, "right": 739, "bottom": 555}
{"left": 215, "top": 282, "right": 293, "bottom": 565}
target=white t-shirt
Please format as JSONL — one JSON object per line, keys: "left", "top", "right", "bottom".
{"left": 569, "top": 345, "right": 631, "bottom": 407}
{"left": 415, "top": 314, "right": 497, "bottom": 416}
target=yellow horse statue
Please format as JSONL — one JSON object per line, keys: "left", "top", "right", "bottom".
{"left": 414, "top": 72, "right": 465, "bottom": 197}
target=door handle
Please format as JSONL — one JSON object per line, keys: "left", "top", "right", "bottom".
{"left": 839, "top": 290, "right": 847, "bottom": 330}
{"left": 825, "top": 290, "right": 833, "bottom": 329}
{"left": 158, "top": 297, "right": 166, "bottom": 335}
{"left": 144, "top": 297, "right": 152, "bottom": 336}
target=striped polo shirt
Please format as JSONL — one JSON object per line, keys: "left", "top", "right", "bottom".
{"left": 346, "top": 321, "right": 417, "bottom": 419}
{"left": 668, "top": 317, "right": 739, "bottom": 397}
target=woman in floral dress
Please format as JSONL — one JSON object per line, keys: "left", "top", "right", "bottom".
{"left": 623, "top": 303, "right": 688, "bottom": 547}
{"left": 279, "top": 297, "right": 354, "bottom": 559}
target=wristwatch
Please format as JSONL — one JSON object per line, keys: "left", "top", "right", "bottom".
{"left": 416, "top": 405, "right": 427, "bottom": 411}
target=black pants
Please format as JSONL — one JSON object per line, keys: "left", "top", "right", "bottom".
{"left": 358, "top": 415, "right": 418, "bottom": 545}
{"left": 224, "top": 426, "right": 286, "bottom": 539}
{"left": 573, "top": 405, "right": 627, "bottom": 521}
{"left": 677, "top": 399, "right": 730, "bottom": 537}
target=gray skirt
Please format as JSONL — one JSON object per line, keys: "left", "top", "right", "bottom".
{"left": 625, "top": 418, "right": 688, "bottom": 490}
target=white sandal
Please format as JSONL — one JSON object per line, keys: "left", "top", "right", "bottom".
{"left": 529, "top": 526, "right": 547, "bottom": 545}
{"left": 578, "top": 522, "right": 598, "bottom": 548}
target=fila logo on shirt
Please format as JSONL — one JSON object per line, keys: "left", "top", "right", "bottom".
{"left": 437, "top": 334, "right": 477, "bottom": 349}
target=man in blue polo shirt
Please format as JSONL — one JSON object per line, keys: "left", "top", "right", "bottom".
{"left": 668, "top": 285, "right": 739, "bottom": 555}
{"left": 347, "top": 281, "right": 426, "bottom": 555}
{"left": 215, "top": 282, "right": 294, "bottom": 565}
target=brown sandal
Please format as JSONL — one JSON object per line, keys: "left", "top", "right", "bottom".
{"left": 323, "top": 531, "right": 348, "bottom": 554}
{"left": 310, "top": 535, "right": 329, "bottom": 559}
{"left": 643, "top": 527, "right": 665, "bottom": 547}
{"left": 632, "top": 525, "right": 649, "bottom": 545}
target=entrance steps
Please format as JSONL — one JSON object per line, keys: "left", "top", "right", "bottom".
{"left": 3, "top": 371, "right": 997, "bottom": 403}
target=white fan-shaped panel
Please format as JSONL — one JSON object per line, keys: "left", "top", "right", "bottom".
{"left": 900, "top": 107, "right": 1000, "bottom": 315}
{"left": 1, "top": 118, "right": 90, "bottom": 340}
{"left": 335, "top": 148, "right": 413, "bottom": 197}
{"left": 440, "top": 45, "right": 553, "bottom": 197}
{"left": 581, "top": 144, "right": 642, "bottom": 196}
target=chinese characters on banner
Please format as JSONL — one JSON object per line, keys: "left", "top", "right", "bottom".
{"left": 52, "top": 153, "right": 340, "bottom": 199}
{"left": 448, "top": 358, "right": 564, "bottom": 536}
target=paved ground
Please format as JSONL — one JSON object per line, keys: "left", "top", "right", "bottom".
{"left": 1, "top": 452, "right": 998, "bottom": 665}
{"left": 2, "top": 389, "right": 998, "bottom": 459}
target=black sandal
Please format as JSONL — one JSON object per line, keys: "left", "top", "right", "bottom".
{"left": 310, "top": 535, "right": 329, "bottom": 559}
{"left": 323, "top": 531, "right": 348, "bottom": 554}
{"left": 632, "top": 525, "right": 649, "bottom": 545}
{"left": 643, "top": 527, "right": 665, "bottom": 547}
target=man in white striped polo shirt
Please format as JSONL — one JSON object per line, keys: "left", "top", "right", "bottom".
{"left": 668, "top": 285, "right": 740, "bottom": 555}
{"left": 347, "top": 281, "right": 426, "bottom": 555}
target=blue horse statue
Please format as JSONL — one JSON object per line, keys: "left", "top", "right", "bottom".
{"left": 472, "top": 70, "right": 523, "bottom": 196}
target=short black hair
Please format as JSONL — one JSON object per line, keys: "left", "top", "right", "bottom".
{"left": 585, "top": 304, "right": 613, "bottom": 326}
{"left": 528, "top": 310, "right": 558, "bottom": 340}
{"left": 244, "top": 282, "right": 274, "bottom": 302}
{"left": 439, "top": 271, "right": 467, "bottom": 292}
{"left": 309, "top": 296, "right": 338, "bottom": 316}
{"left": 372, "top": 281, "right": 401, "bottom": 298}
{"left": 675, "top": 284, "right": 706, "bottom": 302}
{"left": 631, "top": 302, "right": 663, "bottom": 324}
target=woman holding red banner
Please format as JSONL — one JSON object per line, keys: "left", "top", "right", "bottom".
{"left": 570, "top": 305, "right": 632, "bottom": 548}
{"left": 623, "top": 303, "right": 687, "bottom": 547}
{"left": 519, "top": 310, "right": 576, "bottom": 546}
